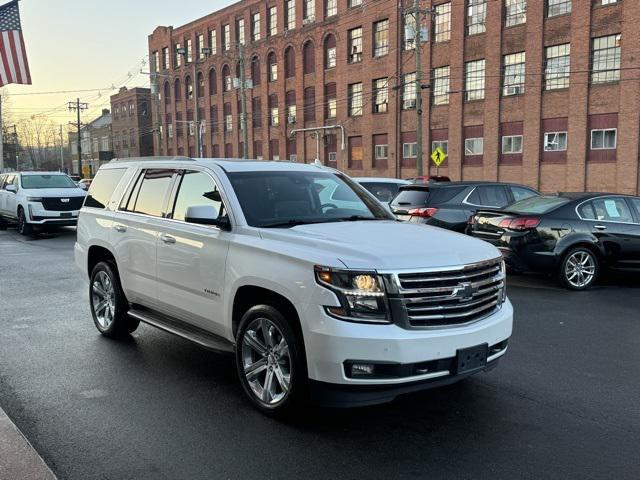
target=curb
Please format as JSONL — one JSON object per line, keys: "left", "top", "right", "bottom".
{"left": 0, "top": 406, "right": 57, "bottom": 480}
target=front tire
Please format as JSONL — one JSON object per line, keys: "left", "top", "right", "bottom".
{"left": 235, "top": 305, "right": 306, "bottom": 416}
{"left": 558, "top": 247, "right": 599, "bottom": 290}
{"left": 17, "top": 208, "right": 33, "bottom": 236}
{"left": 89, "top": 261, "right": 139, "bottom": 337}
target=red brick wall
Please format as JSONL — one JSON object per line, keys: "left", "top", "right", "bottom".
{"left": 148, "top": 0, "right": 640, "bottom": 194}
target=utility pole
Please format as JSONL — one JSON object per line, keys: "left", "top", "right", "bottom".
{"left": 239, "top": 43, "right": 249, "bottom": 159}
{"left": 405, "top": 1, "right": 434, "bottom": 177}
{"left": 68, "top": 98, "right": 88, "bottom": 176}
{"left": 59, "top": 125, "right": 64, "bottom": 172}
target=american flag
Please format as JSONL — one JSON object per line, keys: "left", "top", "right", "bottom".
{"left": 0, "top": 0, "right": 30, "bottom": 87}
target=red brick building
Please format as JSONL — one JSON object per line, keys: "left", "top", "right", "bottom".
{"left": 148, "top": 0, "right": 640, "bottom": 194}
{"left": 110, "top": 87, "right": 155, "bottom": 158}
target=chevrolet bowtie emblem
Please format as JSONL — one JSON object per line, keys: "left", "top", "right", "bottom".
{"left": 453, "top": 282, "right": 477, "bottom": 302}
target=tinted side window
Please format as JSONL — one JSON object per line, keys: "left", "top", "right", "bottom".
{"left": 129, "top": 169, "right": 175, "bottom": 217}
{"left": 591, "top": 197, "right": 634, "bottom": 223}
{"left": 477, "top": 186, "right": 510, "bottom": 207}
{"left": 629, "top": 198, "right": 640, "bottom": 224}
{"left": 172, "top": 171, "right": 223, "bottom": 221}
{"left": 577, "top": 201, "right": 597, "bottom": 220}
{"left": 511, "top": 186, "right": 537, "bottom": 202}
{"left": 429, "top": 186, "right": 466, "bottom": 205}
{"left": 84, "top": 168, "right": 127, "bottom": 209}
{"left": 391, "top": 189, "right": 430, "bottom": 206}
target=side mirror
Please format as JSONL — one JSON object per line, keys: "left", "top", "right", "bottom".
{"left": 184, "top": 205, "right": 231, "bottom": 230}
{"left": 5, "top": 184, "right": 16, "bottom": 193}
{"left": 78, "top": 183, "right": 88, "bottom": 190}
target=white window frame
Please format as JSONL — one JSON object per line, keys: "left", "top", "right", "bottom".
{"left": 431, "top": 140, "right": 448, "bottom": 154}
{"left": 326, "top": 0, "right": 337, "bottom": 17}
{"left": 503, "top": 52, "right": 525, "bottom": 96}
{"left": 252, "top": 13, "right": 261, "bottom": 42}
{"left": 505, "top": 0, "right": 527, "bottom": 27}
{"left": 543, "top": 131, "right": 567, "bottom": 151}
{"left": 465, "top": 137, "right": 484, "bottom": 155}
{"left": 403, "top": 142, "right": 418, "bottom": 158}
{"left": 547, "top": 0, "right": 571, "bottom": 17}
{"left": 590, "top": 128, "right": 617, "bottom": 150}
{"left": 374, "top": 144, "right": 388, "bottom": 160}
{"left": 501, "top": 135, "right": 523, "bottom": 154}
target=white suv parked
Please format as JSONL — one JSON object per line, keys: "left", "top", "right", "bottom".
{"left": 75, "top": 157, "right": 513, "bottom": 414}
{"left": 0, "top": 171, "right": 87, "bottom": 235}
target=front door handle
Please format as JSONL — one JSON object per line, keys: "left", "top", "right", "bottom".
{"left": 594, "top": 224, "right": 607, "bottom": 231}
{"left": 160, "top": 234, "right": 176, "bottom": 244}
{"left": 114, "top": 224, "right": 127, "bottom": 233}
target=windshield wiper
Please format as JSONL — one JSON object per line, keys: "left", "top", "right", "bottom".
{"left": 261, "top": 219, "right": 327, "bottom": 228}
{"left": 336, "top": 215, "right": 387, "bottom": 222}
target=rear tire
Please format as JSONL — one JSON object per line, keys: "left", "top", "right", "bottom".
{"left": 0, "top": 216, "right": 7, "bottom": 230}
{"left": 235, "top": 305, "right": 306, "bottom": 416}
{"left": 17, "top": 208, "right": 33, "bottom": 236}
{"left": 89, "top": 261, "right": 139, "bottom": 337}
{"left": 558, "top": 247, "right": 599, "bottom": 290}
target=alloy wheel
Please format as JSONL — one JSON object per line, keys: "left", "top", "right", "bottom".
{"left": 241, "top": 318, "right": 292, "bottom": 406}
{"left": 92, "top": 271, "right": 116, "bottom": 329}
{"left": 565, "top": 251, "right": 596, "bottom": 289}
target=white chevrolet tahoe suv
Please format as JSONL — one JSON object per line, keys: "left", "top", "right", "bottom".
{"left": 75, "top": 157, "right": 513, "bottom": 414}
{"left": 0, "top": 171, "right": 87, "bottom": 235}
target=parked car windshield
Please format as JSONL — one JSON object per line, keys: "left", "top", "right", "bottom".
{"left": 21, "top": 174, "right": 78, "bottom": 189}
{"left": 507, "top": 196, "right": 571, "bottom": 214}
{"left": 226, "top": 171, "right": 393, "bottom": 227}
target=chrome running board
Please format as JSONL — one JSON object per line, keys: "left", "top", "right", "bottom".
{"left": 128, "top": 307, "right": 234, "bottom": 354}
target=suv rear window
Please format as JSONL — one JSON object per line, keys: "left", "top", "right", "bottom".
{"left": 392, "top": 188, "right": 430, "bottom": 206}
{"left": 84, "top": 168, "right": 127, "bottom": 209}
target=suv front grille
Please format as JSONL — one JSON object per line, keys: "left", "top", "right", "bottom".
{"left": 41, "top": 196, "right": 84, "bottom": 211}
{"left": 393, "top": 259, "right": 504, "bottom": 328}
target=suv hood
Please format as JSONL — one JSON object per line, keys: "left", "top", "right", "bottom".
{"left": 23, "top": 188, "right": 86, "bottom": 197}
{"left": 260, "top": 220, "right": 501, "bottom": 270}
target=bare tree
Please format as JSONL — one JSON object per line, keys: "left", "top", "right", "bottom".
{"left": 16, "top": 116, "right": 60, "bottom": 170}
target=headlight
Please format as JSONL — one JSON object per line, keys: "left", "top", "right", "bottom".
{"left": 27, "top": 196, "right": 43, "bottom": 202}
{"left": 314, "top": 266, "right": 390, "bottom": 324}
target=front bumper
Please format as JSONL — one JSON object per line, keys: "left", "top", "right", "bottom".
{"left": 301, "top": 298, "right": 513, "bottom": 406}
{"left": 26, "top": 203, "right": 79, "bottom": 225}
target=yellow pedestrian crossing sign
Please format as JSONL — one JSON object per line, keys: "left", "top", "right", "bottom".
{"left": 431, "top": 147, "right": 447, "bottom": 166}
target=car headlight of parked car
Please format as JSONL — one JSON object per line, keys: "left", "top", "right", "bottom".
{"left": 314, "top": 266, "right": 390, "bottom": 324}
{"left": 27, "top": 196, "right": 43, "bottom": 202}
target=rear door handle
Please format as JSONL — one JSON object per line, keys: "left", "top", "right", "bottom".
{"left": 594, "top": 224, "right": 607, "bottom": 230}
{"left": 114, "top": 224, "right": 127, "bottom": 233}
{"left": 160, "top": 234, "right": 176, "bottom": 245}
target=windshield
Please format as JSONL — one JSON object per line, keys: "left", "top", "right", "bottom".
{"left": 226, "top": 171, "right": 393, "bottom": 227}
{"left": 507, "top": 196, "right": 570, "bottom": 214}
{"left": 21, "top": 174, "right": 78, "bottom": 189}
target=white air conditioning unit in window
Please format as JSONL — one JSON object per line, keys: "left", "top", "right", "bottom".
{"left": 303, "top": 16, "right": 315, "bottom": 25}
{"left": 287, "top": 115, "right": 296, "bottom": 124}
{"left": 403, "top": 98, "right": 416, "bottom": 109}
{"left": 504, "top": 86, "right": 523, "bottom": 96}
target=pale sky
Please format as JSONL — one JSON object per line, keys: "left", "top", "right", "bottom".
{"left": 4, "top": 0, "right": 233, "bottom": 124}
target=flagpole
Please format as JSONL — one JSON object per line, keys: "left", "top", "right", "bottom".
{"left": 0, "top": 94, "right": 4, "bottom": 172}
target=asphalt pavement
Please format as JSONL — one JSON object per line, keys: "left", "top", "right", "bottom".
{"left": 0, "top": 227, "right": 639, "bottom": 480}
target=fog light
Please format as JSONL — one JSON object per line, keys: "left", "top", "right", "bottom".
{"left": 351, "top": 363, "right": 375, "bottom": 376}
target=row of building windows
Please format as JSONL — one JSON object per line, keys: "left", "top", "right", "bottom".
{"left": 152, "top": 0, "right": 622, "bottom": 72}
{"left": 160, "top": 31, "right": 621, "bottom": 120}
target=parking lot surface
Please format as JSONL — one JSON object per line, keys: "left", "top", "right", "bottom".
{"left": 0, "top": 227, "right": 639, "bottom": 480}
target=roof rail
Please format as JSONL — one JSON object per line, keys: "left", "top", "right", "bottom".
{"left": 109, "top": 156, "right": 194, "bottom": 162}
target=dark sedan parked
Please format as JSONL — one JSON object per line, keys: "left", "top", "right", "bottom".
{"left": 390, "top": 181, "right": 539, "bottom": 232}
{"left": 469, "top": 193, "right": 640, "bottom": 290}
